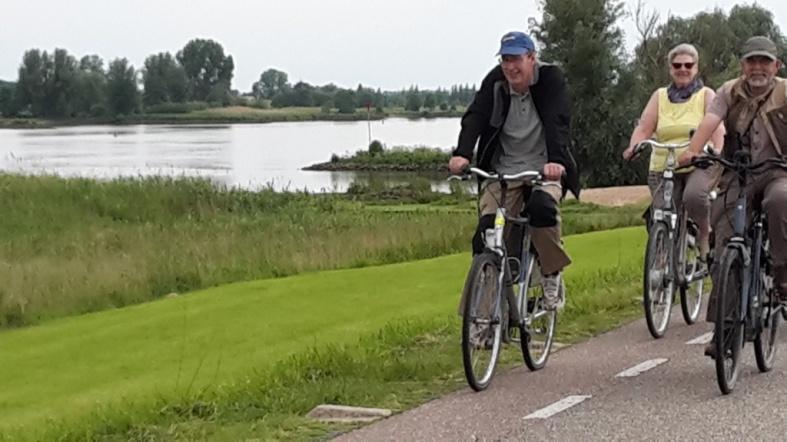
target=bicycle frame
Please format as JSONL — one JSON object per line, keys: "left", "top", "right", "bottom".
{"left": 700, "top": 151, "right": 786, "bottom": 333}
{"left": 477, "top": 172, "right": 550, "bottom": 328}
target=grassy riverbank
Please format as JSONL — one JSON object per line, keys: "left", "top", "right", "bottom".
{"left": 0, "top": 174, "right": 645, "bottom": 329}
{"left": 0, "top": 227, "right": 646, "bottom": 440}
{"left": 0, "top": 106, "right": 463, "bottom": 128}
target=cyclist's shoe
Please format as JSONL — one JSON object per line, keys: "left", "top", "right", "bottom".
{"left": 542, "top": 273, "right": 563, "bottom": 311}
{"left": 704, "top": 336, "right": 716, "bottom": 359}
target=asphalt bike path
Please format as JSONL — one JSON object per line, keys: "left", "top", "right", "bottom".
{"left": 338, "top": 307, "right": 787, "bottom": 440}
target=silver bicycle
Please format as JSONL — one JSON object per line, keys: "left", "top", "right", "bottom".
{"left": 452, "top": 167, "right": 560, "bottom": 391}
{"left": 632, "top": 139, "right": 712, "bottom": 338}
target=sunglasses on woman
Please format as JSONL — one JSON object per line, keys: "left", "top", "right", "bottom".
{"left": 671, "top": 62, "right": 695, "bottom": 70}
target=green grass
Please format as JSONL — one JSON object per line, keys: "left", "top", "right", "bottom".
{"left": 0, "top": 227, "right": 646, "bottom": 440}
{"left": 305, "top": 146, "right": 451, "bottom": 172}
{"left": 0, "top": 174, "right": 645, "bottom": 330}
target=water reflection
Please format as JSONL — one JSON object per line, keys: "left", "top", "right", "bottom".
{"left": 0, "top": 118, "right": 462, "bottom": 192}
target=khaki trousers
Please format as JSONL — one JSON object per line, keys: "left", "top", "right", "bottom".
{"left": 478, "top": 180, "right": 571, "bottom": 275}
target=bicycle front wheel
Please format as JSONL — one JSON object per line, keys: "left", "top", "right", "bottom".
{"left": 714, "top": 247, "right": 745, "bottom": 395}
{"left": 679, "top": 219, "right": 707, "bottom": 324}
{"left": 461, "top": 253, "right": 504, "bottom": 391}
{"left": 754, "top": 279, "right": 781, "bottom": 373}
{"left": 518, "top": 256, "right": 556, "bottom": 371}
{"left": 644, "top": 222, "right": 674, "bottom": 338}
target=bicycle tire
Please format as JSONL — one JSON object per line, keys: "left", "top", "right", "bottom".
{"left": 461, "top": 252, "right": 504, "bottom": 391}
{"left": 644, "top": 222, "right": 673, "bottom": 338}
{"left": 518, "top": 255, "right": 556, "bottom": 371}
{"left": 754, "top": 274, "right": 781, "bottom": 373}
{"left": 679, "top": 218, "right": 705, "bottom": 324}
{"left": 714, "top": 247, "right": 745, "bottom": 395}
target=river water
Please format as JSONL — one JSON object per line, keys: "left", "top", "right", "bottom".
{"left": 0, "top": 117, "right": 462, "bottom": 192}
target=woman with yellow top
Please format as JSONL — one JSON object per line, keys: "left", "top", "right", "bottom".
{"left": 623, "top": 43, "right": 725, "bottom": 261}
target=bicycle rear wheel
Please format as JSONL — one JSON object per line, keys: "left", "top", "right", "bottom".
{"left": 518, "top": 256, "right": 556, "bottom": 371}
{"left": 679, "top": 219, "right": 706, "bottom": 324}
{"left": 461, "top": 253, "right": 504, "bottom": 391}
{"left": 644, "top": 222, "right": 673, "bottom": 338}
{"left": 714, "top": 247, "right": 745, "bottom": 395}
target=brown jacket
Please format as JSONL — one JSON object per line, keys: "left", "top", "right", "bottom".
{"left": 722, "top": 77, "right": 787, "bottom": 156}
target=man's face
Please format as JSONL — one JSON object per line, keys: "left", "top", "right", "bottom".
{"left": 500, "top": 52, "right": 537, "bottom": 90}
{"left": 741, "top": 55, "right": 781, "bottom": 88}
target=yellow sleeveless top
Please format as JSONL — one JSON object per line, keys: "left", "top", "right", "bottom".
{"left": 649, "top": 86, "right": 709, "bottom": 172}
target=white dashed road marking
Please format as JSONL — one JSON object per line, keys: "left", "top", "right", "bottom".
{"left": 615, "top": 358, "right": 669, "bottom": 378}
{"left": 686, "top": 332, "right": 713, "bottom": 345}
{"left": 524, "top": 395, "right": 592, "bottom": 420}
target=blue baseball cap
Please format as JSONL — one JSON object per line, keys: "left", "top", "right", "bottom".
{"left": 497, "top": 31, "right": 536, "bottom": 56}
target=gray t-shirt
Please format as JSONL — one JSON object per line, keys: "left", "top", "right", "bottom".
{"left": 493, "top": 75, "right": 548, "bottom": 175}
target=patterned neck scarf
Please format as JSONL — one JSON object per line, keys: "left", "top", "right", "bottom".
{"left": 667, "top": 78, "right": 704, "bottom": 103}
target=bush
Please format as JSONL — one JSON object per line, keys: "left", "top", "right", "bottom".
{"left": 368, "top": 140, "right": 384, "bottom": 156}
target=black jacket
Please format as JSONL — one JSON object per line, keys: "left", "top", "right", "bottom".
{"left": 453, "top": 64, "right": 580, "bottom": 199}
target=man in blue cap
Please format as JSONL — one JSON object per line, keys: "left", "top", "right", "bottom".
{"left": 449, "top": 31, "right": 579, "bottom": 312}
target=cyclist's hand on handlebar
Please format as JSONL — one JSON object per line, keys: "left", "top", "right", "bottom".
{"left": 448, "top": 156, "right": 470, "bottom": 175}
{"left": 678, "top": 149, "right": 699, "bottom": 167}
{"left": 543, "top": 162, "right": 565, "bottom": 181}
{"left": 623, "top": 146, "right": 636, "bottom": 161}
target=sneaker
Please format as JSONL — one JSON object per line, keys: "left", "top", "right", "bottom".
{"left": 542, "top": 273, "right": 563, "bottom": 311}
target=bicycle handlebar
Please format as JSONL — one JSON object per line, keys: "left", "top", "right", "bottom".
{"left": 692, "top": 150, "right": 787, "bottom": 174}
{"left": 448, "top": 167, "right": 543, "bottom": 183}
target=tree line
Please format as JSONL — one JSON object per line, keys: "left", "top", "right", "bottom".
{"left": 251, "top": 69, "right": 476, "bottom": 113}
{"left": 0, "top": 38, "right": 475, "bottom": 118}
{"left": 532, "top": 0, "right": 787, "bottom": 187}
{"left": 0, "top": 38, "right": 235, "bottom": 118}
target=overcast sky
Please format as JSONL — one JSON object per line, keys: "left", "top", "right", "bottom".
{"left": 1, "top": 1, "right": 784, "bottom": 92}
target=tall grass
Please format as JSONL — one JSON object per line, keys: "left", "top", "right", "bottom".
{"left": 0, "top": 174, "right": 645, "bottom": 328}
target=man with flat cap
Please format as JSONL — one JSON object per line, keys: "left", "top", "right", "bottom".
{"left": 681, "top": 36, "right": 787, "bottom": 357}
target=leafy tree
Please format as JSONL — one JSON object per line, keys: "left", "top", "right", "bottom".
{"left": 44, "top": 49, "right": 80, "bottom": 117}
{"left": 290, "top": 81, "right": 315, "bottom": 106}
{"left": 142, "top": 52, "right": 188, "bottom": 107}
{"left": 15, "top": 49, "right": 49, "bottom": 116}
{"left": 633, "top": 4, "right": 786, "bottom": 94}
{"left": 423, "top": 93, "right": 436, "bottom": 110}
{"left": 532, "top": 0, "right": 641, "bottom": 186}
{"left": 334, "top": 89, "right": 356, "bottom": 114}
{"left": 106, "top": 58, "right": 139, "bottom": 116}
{"left": 0, "top": 81, "right": 15, "bottom": 116}
{"left": 356, "top": 83, "right": 375, "bottom": 108}
{"left": 73, "top": 55, "right": 107, "bottom": 117}
{"left": 176, "top": 39, "right": 234, "bottom": 102}
{"left": 15, "top": 48, "right": 81, "bottom": 117}
{"left": 405, "top": 87, "right": 422, "bottom": 111}
{"left": 252, "top": 68, "right": 289, "bottom": 100}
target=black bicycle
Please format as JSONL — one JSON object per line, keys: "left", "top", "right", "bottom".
{"left": 696, "top": 149, "right": 785, "bottom": 394}
{"left": 631, "top": 139, "right": 711, "bottom": 338}
{"left": 451, "top": 168, "right": 560, "bottom": 391}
